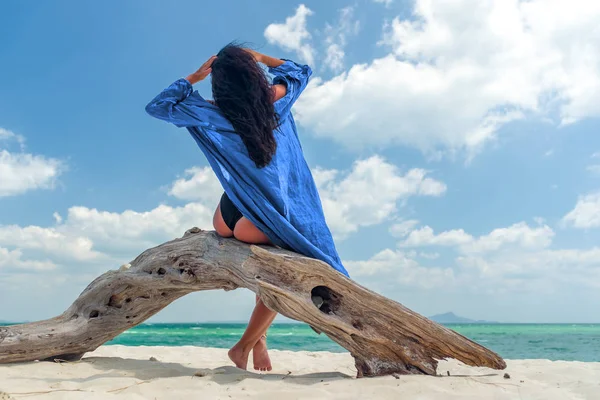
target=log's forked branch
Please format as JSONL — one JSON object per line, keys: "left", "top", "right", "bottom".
{"left": 0, "top": 228, "right": 506, "bottom": 376}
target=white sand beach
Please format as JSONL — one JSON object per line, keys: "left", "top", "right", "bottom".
{"left": 0, "top": 346, "right": 598, "bottom": 399}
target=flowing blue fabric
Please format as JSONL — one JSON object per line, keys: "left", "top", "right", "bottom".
{"left": 145, "top": 59, "right": 349, "bottom": 277}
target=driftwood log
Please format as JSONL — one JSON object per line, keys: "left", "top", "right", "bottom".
{"left": 0, "top": 228, "right": 506, "bottom": 377}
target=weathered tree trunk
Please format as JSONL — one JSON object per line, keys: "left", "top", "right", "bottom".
{"left": 0, "top": 228, "right": 506, "bottom": 376}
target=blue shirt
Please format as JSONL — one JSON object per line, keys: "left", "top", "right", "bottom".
{"left": 145, "top": 59, "right": 349, "bottom": 277}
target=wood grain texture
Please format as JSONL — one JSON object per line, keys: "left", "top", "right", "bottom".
{"left": 0, "top": 228, "right": 506, "bottom": 376}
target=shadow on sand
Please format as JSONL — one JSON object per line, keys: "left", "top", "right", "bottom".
{"left": 64, "top": 356, "right": 352, "bottom": 385}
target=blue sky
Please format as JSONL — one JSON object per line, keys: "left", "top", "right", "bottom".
{"left": 1, "top": 0, "right": 600, "bottom": 323}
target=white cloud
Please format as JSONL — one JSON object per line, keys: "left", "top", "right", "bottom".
{"left": 400, "top": 222, "right": 554, "bottom": 254}
{"left": 0, "top": 165, "right": 219, "bottom": 276}
{"left": 455, "top": 247, "right": 600, "bottom": 289}
{"left": 419, "top": 252, "right": 440, "bottom": 260}
{"left": 295, "top": 0, "right": 600, "bottom": 157}
{"left": 348, "top": 219, "right": 600, "bottom": 298}
{"left": 58, "top": 203, "right": 214, "bottom": 255}
{"left": 0, "top": 225, "right": 101, "bottom": 262}
{"left": 389, "top": 219, "right": 420, "bottom": 238}
{"left": 373, "top": 0, "right": 393, "bottom": 6}
{"left": 167, "top": 166, "right": 222, "bottom": 205}
{"left": 401, "top": 225, "right": 472, "bottom": 247}
{"left": 264, "top": 5, "right": 358, "bottom": 72}
{"left": 0, "top": 247, "right": 56, "bottom": 271}
{"left": 324, "top": 44, "right": 345, "bottom": 72}
{"left": 465, "top": 222, "right": 554, "bottom": 253}
{"left": 562, "top": 192, "right": 600, "bottom": 229}
{"left": 314, "top": 155, "right": 446, "bottom": 240}
{"left": 264, "top": 4, "right": 315, "bottom": 65}
{"left": 0, "top": 131, "right": 63, "bottom": 197}
{"left": 345, "top": 248, "right": 454, "bottom": 289}
{"left": 587, "top": 153, "right": 600, "bottom": 175}
{"left": 0, "top": 127, "right": 24, "bottom": 147}
{"left": 39, "top": 168, "right": 219, "bottom": 257}
{"left": 323, "top": 7, "right": 360, "bottom": 72}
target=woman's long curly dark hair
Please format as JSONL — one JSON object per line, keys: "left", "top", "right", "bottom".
{"left": 211, "top": 44, "right": 278, "bottom": 168}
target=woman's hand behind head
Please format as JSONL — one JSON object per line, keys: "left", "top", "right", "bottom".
{"left": 186, "top": 55, "right": 217, "bottom": 85}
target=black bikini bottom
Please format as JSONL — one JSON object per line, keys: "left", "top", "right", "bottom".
{"left": 219, "top": 192, "right": 243, "bottom": 231}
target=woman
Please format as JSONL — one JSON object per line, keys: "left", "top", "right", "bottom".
{"left": 146, "top": 44, "right": 349, "bottom": 372}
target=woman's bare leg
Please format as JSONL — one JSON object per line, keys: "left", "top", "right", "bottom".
{"left": 232, "top": 217, "right": 271, "bottom": 244}
{"left": 213, "top": 207, "right": 275, "bottom": 371}
{"left": 228, "top": 217, "right": 275, "bottom": 370}
{"left": 228, "top": 295, "right": 277, "bottom": 371}
{"left": 251, "top": 295, "right": 272, "bottom": 371}
{"left": 212, "top": 204, "right": 234, "bottom": 238}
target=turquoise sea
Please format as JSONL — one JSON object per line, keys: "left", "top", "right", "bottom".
{"left": 105, "top": 323, "right": 600, "bottom": 362}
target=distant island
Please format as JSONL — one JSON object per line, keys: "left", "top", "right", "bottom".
{"left": 429, "top": 312, "right": 497, "bottom": 324}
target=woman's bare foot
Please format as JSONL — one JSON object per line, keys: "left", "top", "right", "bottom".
{"left": 228, "top": 343, "right": 250, "bottom": 370}
{"left": 252, "top": 336, "right": 272, "bottom": 371}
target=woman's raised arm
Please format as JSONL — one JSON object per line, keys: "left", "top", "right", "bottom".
{"left": 145, "top": 56, "right": 216, "bottom": 127}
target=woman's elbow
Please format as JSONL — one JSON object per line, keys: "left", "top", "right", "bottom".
{"left": 145, "top": 101, "right": 172, "bottom": 121}
{"left": 145, "top": 101, "right": 160, "bottom": 118}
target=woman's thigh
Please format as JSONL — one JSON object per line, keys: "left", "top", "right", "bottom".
{"left": 213, "top": 204, "right": 234, "bottom": 237}
{"left": 213, "top": 205, "right": 271, "bottom": 245}
{"left": 233, "top": 217, "right": 271, "bottom": 245}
